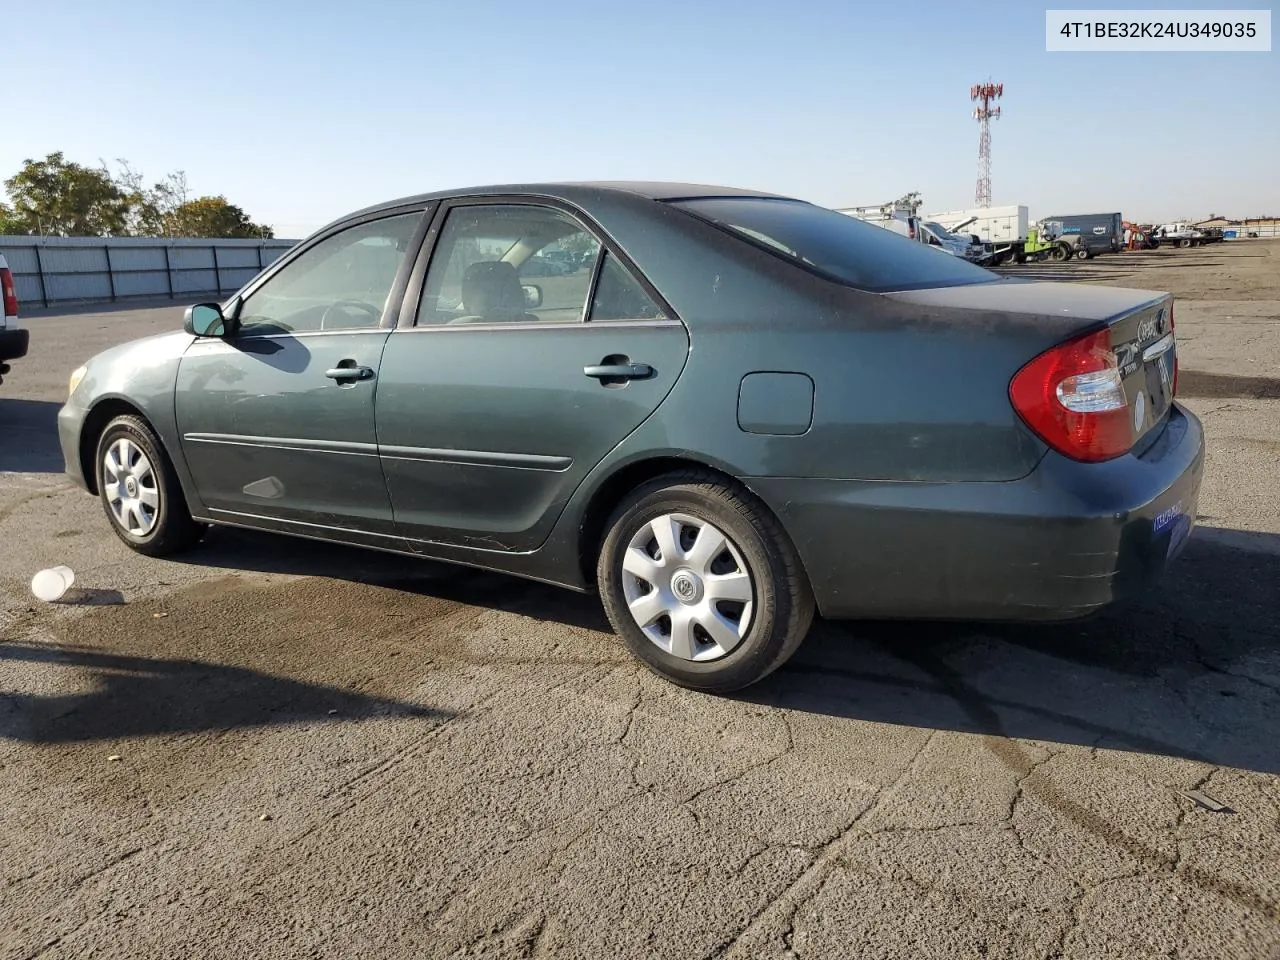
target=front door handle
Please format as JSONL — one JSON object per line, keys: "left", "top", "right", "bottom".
{"left": 325, "top": 364, "right": 375, "bottom": 382}
{"left": 584, "top": 362, "right": 653, "bottom": 381}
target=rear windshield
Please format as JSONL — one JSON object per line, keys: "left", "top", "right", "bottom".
{"left": 670, "top": 197, "right": 998, "bottom": 292}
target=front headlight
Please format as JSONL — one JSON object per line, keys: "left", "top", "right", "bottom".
{"left": 68, "top": 365, "right": 87, "bottom": 398}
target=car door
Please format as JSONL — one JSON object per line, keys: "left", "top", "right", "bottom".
{"left": 175, "top": 209, "right": 426, "bottom": 534}
{"left": 375, "top": 199, "right": 690, "bottom": 552}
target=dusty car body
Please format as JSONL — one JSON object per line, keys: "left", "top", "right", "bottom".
{"left": 58, "top": 182, "right": 1204, "bottom": 690}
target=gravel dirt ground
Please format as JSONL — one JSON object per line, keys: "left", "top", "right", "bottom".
{"left": 2, "top": 242, "right": 1278, "bottom": 959}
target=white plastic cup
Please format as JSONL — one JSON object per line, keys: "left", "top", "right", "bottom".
{"left": 31, "top": 566, "right": 76, "bottom": 602}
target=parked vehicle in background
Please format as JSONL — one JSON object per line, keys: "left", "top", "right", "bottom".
{"left": 0, "top": 254, "right": 27, "bottom": 387}
{"left": 1155, "top": 222, "right": 1221, "bottom": 248}
{"left": 836, "top": 192, "right": 922, "bottom": 241}
{"left": 1042, "top": 212, "right": 1124, "bottom": 256}
{"left": 916, "top": 220, "right": 991, "bottom": 263}
{"left": 57, "top": 181, "right": 1203, "bottom": 692}
{"left": 519, "top": 255, "right": 572, "bottom": 277}
{"left": 928, "top": 204, "right": 1031, "bottom": 265}
{"left": 541, "top": 250, "right": 580, "bottom": 272}
{"left": 1023, "top": 220, "right": 1079, "bottom": 262}
{"left": 838, "top": 197, "right": 989, "bottom": 263}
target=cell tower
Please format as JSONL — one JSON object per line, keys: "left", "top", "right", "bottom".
{"left": 971, "top": 81, "right": 1003, "bottom": 207}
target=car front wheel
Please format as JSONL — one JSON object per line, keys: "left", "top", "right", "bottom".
{"left": 96, "top": 414, "right": 205, "bottom": 556}
{"left": 597, "top": 471, "right": 815, "bottom": 692}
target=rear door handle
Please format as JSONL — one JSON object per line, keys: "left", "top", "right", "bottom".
{"left": 584, "top": 362, "right": 653, "bottom": 381}
{"left": 325, "top": 365, "right": 375, "bottom": 382}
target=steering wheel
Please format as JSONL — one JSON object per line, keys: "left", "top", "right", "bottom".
{"left": 319, "top": 299, "right": 381, "bottom": 330}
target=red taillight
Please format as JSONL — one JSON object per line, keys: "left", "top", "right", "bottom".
{"left": 0, "top": 268, "right": 17, "bottom": 319}
{"left": 1009, "top": 327, "right": 1133, "bottom": 462}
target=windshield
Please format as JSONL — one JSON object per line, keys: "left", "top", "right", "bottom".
{"left": 670, "top": 197, "right": 997, "bottom": 292}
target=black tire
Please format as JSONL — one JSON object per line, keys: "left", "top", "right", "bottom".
{"left": 95, "top": 414, "right": 205, "bottom": 556}
{"left": 1075, "top": 247, "right": 1091, "bottom": 260}
{"left": 1049, "top": 245, "right": 1068, "bottom": 262}
{"left": 596, "top": 471, "right": 815, "bottom": 693}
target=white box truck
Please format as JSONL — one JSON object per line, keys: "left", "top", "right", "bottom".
{"left": 927, "top": 205, "right": 1030, "bottom": 264}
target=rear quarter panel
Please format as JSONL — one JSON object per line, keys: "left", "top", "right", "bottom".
{"left": 558, "top": 195, "right": 1077, "bottom": 484}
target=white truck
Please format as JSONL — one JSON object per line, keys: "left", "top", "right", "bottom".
{"left": 927, "top": 204, "right": 1033, "bottom": 265}
{"left": 835, "top": 192, "right": 924, "bottom": 241}
{"left": 1154, "top": 222, "right": 1206, "bottom": 248}
{"left": 837, "top": 194, "right": 989, "bottom": 262}
{"left": 0, "top": 254, "right": 27, "bottom": 386}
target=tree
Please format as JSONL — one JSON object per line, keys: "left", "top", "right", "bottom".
{"left": 2, "top": 151, "right": 130, "bottom": 236}
{"left": 0, "top": 202, "right": 23, "bottom": 235}
{"left": 170, "top": 196, "right": 274, "bottom": 239}
{"left": 114, "top": 160, "right": 190, "bottom": 237}
{"left": 0, "top": 151, "right": 274, "bottom": 238}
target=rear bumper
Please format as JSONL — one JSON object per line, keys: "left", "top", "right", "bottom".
{"left": 0, "top": 328, "right": 29, "bottom": 362}
{"left": 750, "top": 403, "right": 1205, "bottom": 622}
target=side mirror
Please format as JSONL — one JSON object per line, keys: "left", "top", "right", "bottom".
{"left": 185, "top": 302, "right": 227, "bottom": 337}
{"left": 522, "top": 284, "right": 543, "bottom": 309}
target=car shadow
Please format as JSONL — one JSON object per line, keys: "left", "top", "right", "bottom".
{"left": 172, "top": 526, "right": 1280, "bottom": 773}
{"left": 0, "top": 399, "right": 65, "bottom": 473}
{"left": 178, "top": 525, "right": 613, "bottom": 633}
{"left": 746, "top": 528, "right": 1280, "bottom": 775}
{"left": 0, "top": 641, "right": 452, "bottom": 745}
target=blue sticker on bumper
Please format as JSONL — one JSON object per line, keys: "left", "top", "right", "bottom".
{"left": 1155, "top": 497, "right": 1196, "bottom": 560}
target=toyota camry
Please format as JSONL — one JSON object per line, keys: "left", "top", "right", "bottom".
{"left": 58, "top": 182, "right": 1204, "bottom": 691}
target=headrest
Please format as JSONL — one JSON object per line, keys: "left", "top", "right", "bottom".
{"left": 461, "top": 260, "right": 526, "bottom": 319}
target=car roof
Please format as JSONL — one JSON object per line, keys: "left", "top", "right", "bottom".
{"left": 343, "top": 181, "right": 796, "bottom": 221}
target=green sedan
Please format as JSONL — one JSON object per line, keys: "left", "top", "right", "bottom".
{"left": 58, "top": 182, "right": 1204, "bottom": 691}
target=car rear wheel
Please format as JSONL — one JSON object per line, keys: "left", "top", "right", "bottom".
{"left": 597, "top": 471, "right": 815, "bottom": 692}
{"left": 97, "top": 414, "right": 205, "bottom": 556}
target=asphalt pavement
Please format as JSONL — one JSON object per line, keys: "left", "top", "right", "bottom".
{"left": 2, "top": 247, "right": 1278, "bottom": 959}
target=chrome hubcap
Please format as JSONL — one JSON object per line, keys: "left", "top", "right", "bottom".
{"left": 620, "top": 513, "right": 754, "bottom": 662}
{"left": 103, "top": 438, "right": 159, "bottom": 536}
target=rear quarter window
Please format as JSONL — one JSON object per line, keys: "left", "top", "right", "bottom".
{"left": 670, "top": 197, "right": 999, "bottom": 293}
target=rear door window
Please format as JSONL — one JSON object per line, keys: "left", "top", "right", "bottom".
{"left": 416, "top": 204, "right": 602, "bottom": 325}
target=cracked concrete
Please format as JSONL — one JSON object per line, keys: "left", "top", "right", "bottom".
{"left": 3, "top": 243, "right": 1280, "bottom": 958}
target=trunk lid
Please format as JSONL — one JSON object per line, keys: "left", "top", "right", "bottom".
{"left": 1107, "top": 294, "right": 1177, "bottom": 451}
{"left": 886, "top": 279, "right": 1178, "bottom": 454}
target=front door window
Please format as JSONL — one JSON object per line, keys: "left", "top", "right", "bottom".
{"left": 237, "top": 213, "right": 421, "bottom": 336}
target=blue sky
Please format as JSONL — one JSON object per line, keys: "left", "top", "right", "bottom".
{"left": 5, "top": 0, "right": 1275, "bottom": 237}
